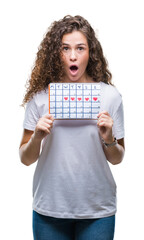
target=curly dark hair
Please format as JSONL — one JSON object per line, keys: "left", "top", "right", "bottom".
{"left": 22, "top": 15, "right": 112, "bottom": 105}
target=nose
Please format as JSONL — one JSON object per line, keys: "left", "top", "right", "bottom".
{"left": 70, "top": 50, "right": 77, "bottom": 61}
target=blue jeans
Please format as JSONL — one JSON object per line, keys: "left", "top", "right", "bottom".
{"left": 33, "top": 211, "right": 115, "bottom": 240}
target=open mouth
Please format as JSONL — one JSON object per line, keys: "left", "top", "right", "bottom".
{"left": 69, "top": 65, "right": 78, "bottom": 75}
{"left": 70, "top": 65, "right": 78, "bottom": 71}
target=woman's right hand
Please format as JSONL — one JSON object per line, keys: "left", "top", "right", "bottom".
{"left": 19, "top": 114, "right": 54, "bottom": 166}
{"left": 33, "top": 114, "right": 54, "bottom": 141}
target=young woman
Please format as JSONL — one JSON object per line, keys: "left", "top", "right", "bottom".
{"left": 19, "top": 15, "right": 125, "bottom": 240}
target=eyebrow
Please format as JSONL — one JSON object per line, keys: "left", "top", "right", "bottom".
{"left": 62, "top": 43, "right": 87, "bottom": 46}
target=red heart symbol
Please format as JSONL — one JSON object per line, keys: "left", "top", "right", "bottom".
{"left": 93, "top": 97, "right": 98, "bottom": 101}
{"left": 64, "top": 97, "right": 68, "bottom": 100}
{"left": 85, "top": 98, "right": 89, "bottom": 101}
{"left": 78, "top": 98, "right": 82, "bottom": 101}
{"left": 71, "top": 97, "right": 75, "bottom": 101}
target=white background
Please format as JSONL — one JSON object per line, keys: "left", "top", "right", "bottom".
{"left": 0, "top": 0, "right": 144, "bottom": 239}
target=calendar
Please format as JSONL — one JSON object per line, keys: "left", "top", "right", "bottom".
{"left": 48, "top": 83, "right": 101, "bottom": 119}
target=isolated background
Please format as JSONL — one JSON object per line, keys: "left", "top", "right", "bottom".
{"left": 0, "top": 0, "right": 144, "bottom": 239}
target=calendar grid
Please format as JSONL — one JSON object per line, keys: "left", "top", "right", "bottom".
{"left": 91, "top": 85, "right": 92, "bottom": 118}
{"left": 76, "top": 86, "right": 77, "bottom": 118}
{"left": 62, "top": 85, "right": 64, "bottom": 118}
{"left": 55, "top": 85, "right": 56, "bottom": 118}
{"left": 49, "top": 83, "right": 101, "bottom": 119}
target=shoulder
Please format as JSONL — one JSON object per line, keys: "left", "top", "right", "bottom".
{"left": 27, "top": 88, "right": 48, "bottom": 107}
{"left": 101, "top": 82, "right": 121, "bottom": 98}
{"left": 100, "top": 82, "right": 123, "bottom": 116}
{"left": 101, "top": 82, "right": 122, "bottom": 103}
{"left": 33, "top": 88, "right": 48, "bottom": 105}
{"left": 25, "top": 88, "right": 48, "bottom": 117}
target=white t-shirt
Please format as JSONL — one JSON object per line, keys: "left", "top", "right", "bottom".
{"left": 23, "top": 82, "right": 124, "bottom": 219}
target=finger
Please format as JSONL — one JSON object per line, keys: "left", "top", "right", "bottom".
{"left": 37, "top": 121, "right": 52, "bottom": 132}
{"left": 44, "top": 119, "right": 54, "bottom": 126}
{"left": 44, "top": 114, "right": 55, "bottom": 121}
{"left": 39, "top": 118, "right": 54, "bottom": 126}
{"left": 50, "top": 114, "right": 54, "bottom": 121}
{"left": 36, "top": 125, "right": 51, "bottom": 135}
{"left": 42, "top": 122, "right": 52, "bottom": 131}
{"left": 97, "top": 119, "right": 113, "bottom": 128}
{"left": 98, "top": 114, "right": 110, "bottom": 121}
{"left": 97, "top": 115, "right": 113, "bottom": 124}
{"left": 98, "top": 114, "right": 110, "bottom": 122}
{"left": 97, "top": 111, "right": 110, "bottom": 118}
{"left": 98, "top": 114, "right": 113, "bottom": 125}
{"left": 97, "top": 116, "right": 112, "bottom": 124}
{"left": 40, "top": 127, "right": 51, "bottom": 134}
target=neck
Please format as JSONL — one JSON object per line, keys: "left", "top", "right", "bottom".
{"left": 62, "top": 74, "right": 94, "bottom": 83}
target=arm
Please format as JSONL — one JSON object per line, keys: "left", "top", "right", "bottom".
{"left": 97, "top": 111, "right": 125, "bottom": 165}
{"left": 102, "top": 138, "right": 125, "bottom": 165}
{"left": 19, "top": 114, "right": 54, "bottom": 166}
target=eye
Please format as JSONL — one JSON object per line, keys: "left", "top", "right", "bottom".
{"left": 63, "top": 46, "right": 69, "bottom": 51}
{"left": 78, "top": 47, "right": 84, "bottom": 51}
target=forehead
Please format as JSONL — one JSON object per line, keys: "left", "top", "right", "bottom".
{"left": 62, "top": 31, "right": 88, "bottom": 45}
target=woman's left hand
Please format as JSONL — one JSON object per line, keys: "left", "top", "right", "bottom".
{"left": 97, "top": 111, "right": 114, "bottom": 143}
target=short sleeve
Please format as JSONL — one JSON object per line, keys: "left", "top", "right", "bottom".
{"left": 23, "top": 97, "right": 40, "bottom": 131}
{"left": 112, "top": 100, "right": 125, "bottom": 140}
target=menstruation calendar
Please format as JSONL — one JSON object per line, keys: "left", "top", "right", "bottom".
{"left": 48, "top": 83, "right": 101, "bottom": 119}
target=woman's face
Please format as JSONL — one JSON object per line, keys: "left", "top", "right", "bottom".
{"left": 61, "top": 31, "right": 89, "bottom": 83}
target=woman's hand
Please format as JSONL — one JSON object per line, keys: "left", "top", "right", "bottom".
{"left": 97, "top": 111, "right": 125, "bottom": 165}
{"left": 33, "top": 114, "right": 54, "bottom": 141}
{"left": 19, "top": 114, "right": 54, "bottom": 166}
{"left": 97, "top": 111, "right": 114, "bottom": 144}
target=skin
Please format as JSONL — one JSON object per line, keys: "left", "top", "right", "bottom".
{"left": 61, "top": 31, "right": 92, "bottom": 83}
{"left": 19, "top": 30, "right": 125, "bottom": 166}
{"left": 97, "top": 111, "right": 125, "bottom": 165}
{"left": 19, "top": 115, "right": 54, "bottom": 166}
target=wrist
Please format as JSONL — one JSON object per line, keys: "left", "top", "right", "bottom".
{"left": 102, "top": 137, "right": 118, "bottom": 148}
{"left": 103, "top": 136, "right": 115, "bottom": 144}
{"left": 31, "top": 133, "right": 42, "bottom": 145}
